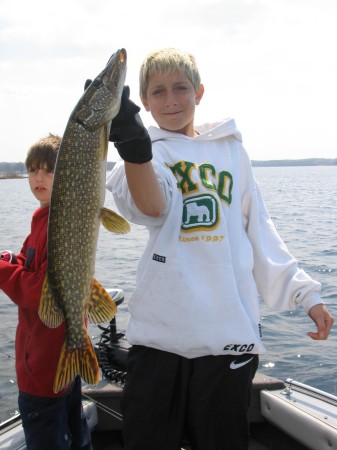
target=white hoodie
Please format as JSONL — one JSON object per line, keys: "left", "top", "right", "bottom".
{"left": 106, "top": 119, "right": 321, "bottom": 358}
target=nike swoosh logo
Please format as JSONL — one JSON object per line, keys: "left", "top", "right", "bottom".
{"left": 230, "top": 357, "right": 254, "bottom": 370}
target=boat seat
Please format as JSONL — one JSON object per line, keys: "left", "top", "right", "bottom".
{"left": 0, "top": 417, "right": 26, "bottom": 450}
{"left": 261, "top": 387, "right": 337, "bottom": 450}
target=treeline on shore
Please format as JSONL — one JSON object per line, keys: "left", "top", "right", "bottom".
{"left": 251, "top": 158, "right": 337, "bottom": 167}
{"left": 0, "top": 162, "right": 117, "bottom": 178}
{"left": 1, "top": 159, "right": 336, "bottom": 178}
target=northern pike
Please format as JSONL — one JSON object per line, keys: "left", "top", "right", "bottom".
{"left": 38, "top": 49, "right": 130, "bottom": 393}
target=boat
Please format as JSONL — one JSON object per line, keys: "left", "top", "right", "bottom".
{"left": 1, "top": 289, "right": 336, "bottom": 450}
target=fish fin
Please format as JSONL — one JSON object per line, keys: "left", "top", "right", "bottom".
{"left": 53, "top": 331, "right": 99, "bottom": 393}
{"left": 100, "top": 207, "right": 130, "bottom": 234}
{"left": 38, "top": 275, "right": 64, "bottom": 328}
{"left": 86, "top": 278, "right": 117, "bottom": 324}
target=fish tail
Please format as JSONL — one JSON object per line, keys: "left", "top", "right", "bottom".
{"left": 53, "top": 333, "right": 99, "bottom": 393}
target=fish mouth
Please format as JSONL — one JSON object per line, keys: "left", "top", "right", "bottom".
{"left": 76, "top": 48, "right": 127, "bottom": 128}
{"left": 119, "top": 48, "right": 126, "bottom": 63}
{"left": 105, "top": 48, "right": 127, "bottom": 70}
{"left": 102, "top": 48, "right": 127, "bottom": 89}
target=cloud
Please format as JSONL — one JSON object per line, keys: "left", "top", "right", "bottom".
{"left": 1, "top": 0, "right": 337, "bottom": 161}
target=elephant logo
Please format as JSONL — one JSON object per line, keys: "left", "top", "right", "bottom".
{"left": 182, "top": 194, "right": 218, "bottom": 231}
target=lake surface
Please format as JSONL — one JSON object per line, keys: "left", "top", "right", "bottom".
{"left": 0, "top": 166, "right": 336, "bottom": 423}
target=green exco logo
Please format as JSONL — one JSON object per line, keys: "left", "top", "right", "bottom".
{"left": 182, "top": 194, "right": 219, "bottom": 231}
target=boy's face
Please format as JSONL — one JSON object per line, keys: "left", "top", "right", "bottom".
{"left": 141, "top": 70, "right": 204, "bottom": 137}
{"left": 28, "top": 164, "right": 54, "bottom": 207}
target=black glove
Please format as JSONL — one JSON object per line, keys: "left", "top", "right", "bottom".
{"left": 109, "top": 86, "right": 152, "bottom": 164}
{"left": 84, "top": 81, "right": 152, "bottom": 164}
{"left": 84, "top": 79, "right": 92, "bottom": 90}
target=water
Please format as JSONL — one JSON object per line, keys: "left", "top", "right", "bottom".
{"left": 0, "top": 166, "right": 336, "bottom": 423}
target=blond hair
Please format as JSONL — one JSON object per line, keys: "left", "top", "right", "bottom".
{"left": 25, "top": 133, "right": 61, "bottom": 172}
{"left": 139, "top": 48, "right": 201, "bottom": 98}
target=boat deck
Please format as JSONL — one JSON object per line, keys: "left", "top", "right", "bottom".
{"left": 84, "top": 373, "right": 308, "bottom": 450}
{"left": 0, "top": 373, "right": 319, "bottom": 449}
{"left": 89, "top": 420, "right": 308, "bottom": 450}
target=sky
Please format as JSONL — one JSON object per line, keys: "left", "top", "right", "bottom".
{"left": 1, "top": 0, "right": 337, "bottom": 162}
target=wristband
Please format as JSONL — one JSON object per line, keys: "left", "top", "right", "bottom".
{"left": 0, "top": 251, "right": 17, "bottom": 263}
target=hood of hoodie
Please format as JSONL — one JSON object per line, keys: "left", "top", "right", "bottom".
{"left": 148, "top": 118, "right": 242, "bottom": 143}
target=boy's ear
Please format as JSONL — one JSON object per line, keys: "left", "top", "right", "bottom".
{"left": 195, "top": 84, "right": 204, "bottom": 105}
{"left": 141, "top": 96, "right": 150, "bottom": 112}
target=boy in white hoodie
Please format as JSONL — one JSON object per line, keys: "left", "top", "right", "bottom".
{"left": 106, "top": 48, "right": 334, "bottom": 450}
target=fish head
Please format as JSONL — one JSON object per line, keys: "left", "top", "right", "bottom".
{"left": 75, "top": 49, "right": 127, "bottom": 131}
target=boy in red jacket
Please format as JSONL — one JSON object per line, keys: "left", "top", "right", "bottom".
{"left": 0, "top": 134, "right": 92, "bottom": 450}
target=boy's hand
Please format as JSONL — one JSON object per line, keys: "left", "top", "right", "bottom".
{"left": 307, "top": 304, "right": 334, "bottom": 340}
{"left": 84, "top": 81, "right": 152, "bottom": 164}
{"left": 109, "top": 86, "right": 152, "bottom": 164}
{"left": 84, "top": 79, "right": 92, "bottom": 90}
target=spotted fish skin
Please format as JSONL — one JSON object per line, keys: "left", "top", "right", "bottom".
{"left": 39, "top": 49, "right": 130, "bottom": 393}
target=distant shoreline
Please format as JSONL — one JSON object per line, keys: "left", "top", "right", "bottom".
{"left": 0, "top": 174, "right": 27, "bottom": 180}
{"left": 251, "top": 158, "right": 337, "bottom": 167}
{"left": 0, "top": 158, "right": 336, "bottom": 178}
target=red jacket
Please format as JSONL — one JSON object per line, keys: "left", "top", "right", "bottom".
{"left": 0, "top": 206, "right": 68, "bottom": 397}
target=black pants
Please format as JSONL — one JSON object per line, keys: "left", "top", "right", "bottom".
{"left": 18, "top": 376, "right": 92, "bottom": 450}
{"left": 121, "top": 346, "right": 259, "bottom": 450}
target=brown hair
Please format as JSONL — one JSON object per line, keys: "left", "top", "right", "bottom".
{"left": 25, "top": 133, "right": 61, "bottom": 172}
